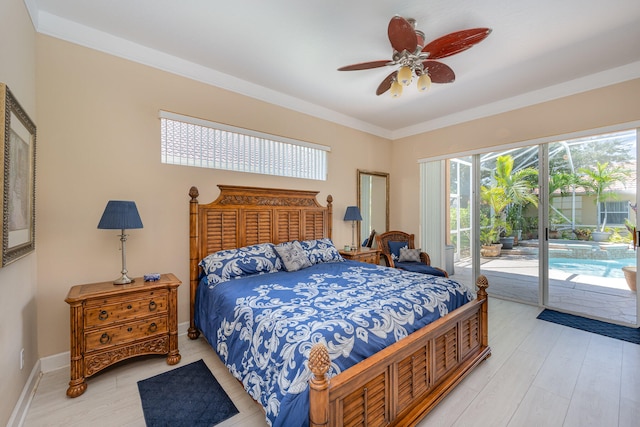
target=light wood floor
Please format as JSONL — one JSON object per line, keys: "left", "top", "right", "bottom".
{"left": 21, "top": 298, "right": 640, "bottom": 427}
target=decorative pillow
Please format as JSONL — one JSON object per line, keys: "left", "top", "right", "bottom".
{"left": 199, "top": 243, "right": 282, "bottom": 286}
{"left": 388, "top": 241, "right": 408, "bottom": 261}
{"left": 299, "top": 238, "right": 344, "bottom": 264}
{"left": 399, "top": 247, "right": 422, "bottom": 263}
{"left": 274, "top": 241, "right": 312, "bottom": 272}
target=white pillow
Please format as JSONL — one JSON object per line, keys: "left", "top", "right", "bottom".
{"left": 275, "top": 241, "right": 312, "bottom": 272}
{"left": 399, "top": 247, "right": 422, "bottom": 263}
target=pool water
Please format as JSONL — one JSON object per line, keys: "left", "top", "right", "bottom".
{"left": 549, "top": 257, "right": 636, "bottom": 278}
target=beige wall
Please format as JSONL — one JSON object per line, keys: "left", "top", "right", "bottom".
{"left": 0, "top": 0, "right": 37, "bottom": 424}
{"left": 35, "top": 35, "right": 391, "bottom": 358}
{"left": 391, "top": 79, "right": 640, "bottom": 235}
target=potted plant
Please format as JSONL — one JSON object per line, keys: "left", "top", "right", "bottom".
{"left": 480, "top": 214, "right": 502, "bottom": 257}
{"left": 506, "top": 205, "right": 523, "bottom": 246}
{"left": 498, "top": 220, "right": 514, "bottom": 249}
{"left": 522, "top": 216, "right": 538, "bottom": 240}
{"left": 622, "top": 266, "right": 637, "bottom": 292}
{"left": 573, "top": 228, "right": 591, "bottom": 241}
{"left": 578, "top": 161, "right": 629, "bottom": 242}
{"left": 548, "top": 213, "right": 563, "bottom": 239}
{"left": 495, "top": 155, "right": 538, "bottom": 246}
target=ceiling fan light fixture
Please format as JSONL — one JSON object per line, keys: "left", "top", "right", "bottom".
{"left": 390, "top": 80, "right": 403, "bottom": 98}
{"left": 338, "top": 16, "right": 491, "bottom": 97}
{"left": 397, "top": 65, "right": 413, "bottom": 86}
{"left": 417, "top": 73, "right": 431, "bottom": 92}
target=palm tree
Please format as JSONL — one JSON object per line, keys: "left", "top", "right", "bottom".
{"left": 494, "top": 155, "right": 539, "bottom": 209}
{"left": 480, "top": 185, "right": 509, "bottom": 245}
{"left": 480, "top": 155, "right": 539, "bottom": 246}
{"left": 578, "top": 161, "right": 630, "bottom": 232}
{"left": 548, "top": 170, "right": 580, "bottom": 229}
{"left": 491, "top": 155, "right": 539, "bottom": 235}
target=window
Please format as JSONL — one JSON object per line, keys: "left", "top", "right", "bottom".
{"left": 600, "top": 201, "right": 629, "bottom": 225}
{"left": 160, "top": 111, "right": 329, "bottom": 180}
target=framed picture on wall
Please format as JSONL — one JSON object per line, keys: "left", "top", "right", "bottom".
{"left": 1, "top": 83, "right": 36, "bottom": 267}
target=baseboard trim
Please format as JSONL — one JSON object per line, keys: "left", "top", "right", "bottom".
{"left": 40, "top": 349, "right": 69, "bottom": 373}
{"left": 9, "top": 321, "right": 191, "bottom": 426}
{"left": 7, "top": 360, "right": 41, "bottom": 427}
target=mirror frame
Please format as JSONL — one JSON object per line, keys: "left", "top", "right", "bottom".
{"left": 357, "top": 170, "right": 389, "bottom": 247}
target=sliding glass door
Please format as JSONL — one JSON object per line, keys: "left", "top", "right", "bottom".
{"left": 478, "top": 147, "right": 540, "bottom": 304}
{"left": 545, "top": 130, "right": 637, "bottom": 324}
{"left": 424, "top": 127, "right": 638, "bottom": 326}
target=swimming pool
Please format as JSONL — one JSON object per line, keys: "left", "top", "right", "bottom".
{"left": 549, "top": 257, "right": 636, "bottom": 278}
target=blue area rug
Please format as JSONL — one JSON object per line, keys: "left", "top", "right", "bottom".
{"left": 537, "top": 309, "right": 640, "bottom": 345}
{"left": 138, "top": 359, "right": 239, "bottom": 427}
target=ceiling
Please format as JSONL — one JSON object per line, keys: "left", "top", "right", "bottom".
{"left": 26, "top": 0, "right": 640, "bottom": 139}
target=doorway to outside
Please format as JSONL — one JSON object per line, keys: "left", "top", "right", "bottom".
{"left": 438, "top": 128, "right": 638, "bottom": 326}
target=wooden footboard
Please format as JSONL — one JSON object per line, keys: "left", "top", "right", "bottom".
{"left": 309, "top": 275, "right": 490, "bottom": 427}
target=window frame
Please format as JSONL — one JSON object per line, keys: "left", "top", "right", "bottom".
{"left": 159, "top": 111, "right": 330, "bottom": 181}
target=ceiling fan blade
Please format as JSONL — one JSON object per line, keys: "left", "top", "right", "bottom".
{"left": 422, "top": 28, "right": 492, "bottom": 59}
{"left": 388, "top": 16, "right": 418, "bottom": 53}
{"left": 422, "top": 61, "right": 456, "bottom": 83}
{"left": 376, "top": 71, "right": 397, "bottom": 96}
{"left": 338, "top": 60, "right": 390, "bottom": 71}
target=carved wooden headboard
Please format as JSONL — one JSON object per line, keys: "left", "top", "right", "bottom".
{"left": 188, "top": 185, "right": 333, "bottom": 338}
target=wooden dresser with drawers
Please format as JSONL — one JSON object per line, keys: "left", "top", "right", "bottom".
{"left": 65, "top": 273, "right": 181, "bottom": 397}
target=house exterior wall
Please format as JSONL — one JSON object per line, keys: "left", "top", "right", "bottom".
{"left": 0, "top": 0, "right": 37, "bottom": 425}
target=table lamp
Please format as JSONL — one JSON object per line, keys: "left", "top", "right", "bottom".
{"left": 98, "top": 200, "right": 143, "bottom": 284}
{"left": 343, "top": 206, "right": 362, "bottom": 250}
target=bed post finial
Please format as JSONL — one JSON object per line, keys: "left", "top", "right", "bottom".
{"left": 189, "top": 186, "right": 199, "bottom": 200}
{"left": 476, "top": 274, "right": 488, "bottom": 298}
{"left": 309, "top": 343, "right": 330, "bottom": 427}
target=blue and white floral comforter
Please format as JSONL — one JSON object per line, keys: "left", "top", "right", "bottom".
{"left": 195, "top": 260, "right": 473, "bottom": 427}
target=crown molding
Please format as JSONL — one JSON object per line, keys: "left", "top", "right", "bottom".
{"left": 391, "top": 61, "right": 640, "bottom": 140}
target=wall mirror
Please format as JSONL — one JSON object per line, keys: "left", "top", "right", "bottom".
{"left": 357, "top": 170, "right": 389, "bottom": 247}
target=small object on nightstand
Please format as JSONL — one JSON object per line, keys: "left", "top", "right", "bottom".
{"left": 344, "top": 245, "right": 351, "bottom": 251}
{"left": 144, "top": 273, "right": 161, "bottom": 282}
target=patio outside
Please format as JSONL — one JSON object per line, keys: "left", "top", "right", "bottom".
{"left": 452, "top": 241, "right": 637, "bottom": 325}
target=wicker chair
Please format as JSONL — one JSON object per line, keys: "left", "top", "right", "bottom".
{"left": 375, "top": 230, "right": 448, "bottom": 277}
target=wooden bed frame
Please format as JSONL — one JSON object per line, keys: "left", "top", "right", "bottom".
{"left": 188, "top": 185, "right": 491, "bottom": 427}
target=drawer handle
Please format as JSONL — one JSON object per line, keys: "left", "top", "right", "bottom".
{"left": 127, "top": 327, "right": 133, "bottom": 332}
{"left": 99, "top": 333, "right": 111, "bottom": 345}
{"left": 148, "top": 301, "right": 157, "bottom": 311}
{"left": 149, "top": 322, "right": 157, "bottom": 332}
{"left": 98, "top": 310, "right": 108, "bottom": 321}
{"left": 127, "top": 304, "right": 132, "bottom": 310}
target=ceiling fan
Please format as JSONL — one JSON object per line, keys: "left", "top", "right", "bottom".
{"left": 338, "top": 16, "right": 491, "bottom": 97}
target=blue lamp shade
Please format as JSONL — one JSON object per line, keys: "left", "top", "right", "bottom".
{"left": 343, "top": 206, "right": 362, "bottom": 221}
{"left": 97, "top": 201, "right": 143, "bottom": 230}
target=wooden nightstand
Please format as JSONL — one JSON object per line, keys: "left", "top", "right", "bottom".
{"left": 65, "top": 273, "right": 181, "bottom": 397}
{"left": 339, "top": 247, "right": 381, "bottom": 265}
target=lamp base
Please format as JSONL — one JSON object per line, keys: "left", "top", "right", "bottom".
{"left": 113, "top": 274, "right": 135, "bottom": 285}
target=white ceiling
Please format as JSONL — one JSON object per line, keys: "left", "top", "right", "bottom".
{"left": 26, "top": 0, "right": 640, "bottom": 139}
